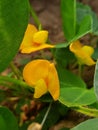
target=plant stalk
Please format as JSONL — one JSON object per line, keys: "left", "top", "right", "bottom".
{"left": 73, "top": 106, "right": 98, "bottom": 117}
{"left": 10, "top": 62, "right": 23, "bottom": 80}
{"left": 41, "top": 103, "right": 52, "bottom": 126}
{"left": 28, "top": 2, "right": 42, "bottom": 28}
{"left": 0, "top": 76, "right": 30, "bottom": 89}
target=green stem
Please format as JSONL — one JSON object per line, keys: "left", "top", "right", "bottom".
{"left": 28, "top": 2, "right": 42, "bottom": 28}
{"left": 10, "top": 62, "right": 23, "bottom": 80}
{"left": 41, "top": 103, "right": 52, "bottom": 126}
{"left": 73, "top": 106, "right": 98, "bottom": 117}
{"left": 0, "top": 76, "right": 31, "bottom": 90}
{"left": 0, "top": 81, "right": 11, "bottom": 88}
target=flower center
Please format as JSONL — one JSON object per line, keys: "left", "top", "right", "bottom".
{"left": 32, "top": 42, "right": 41, "bottom": 47}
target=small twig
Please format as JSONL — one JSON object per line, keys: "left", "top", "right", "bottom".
{"left": 41, "top": 103, "right": 52, "bottom": 127}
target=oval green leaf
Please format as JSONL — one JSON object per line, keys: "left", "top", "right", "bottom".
{"left": 72, "top": 15, "right": 92, "bottom": 42}
{"left": 71, "top": 118, "right": 98, "bottom": 130}
{"left": 61, "top": 0, "right": 76, "bottom": 41}
{"left": 94, "top": 60, "right": 98, "bottom": 99}
{"left": 0, "top": 106, "right": 18, "bottom": 130}
{"left": 77, "top": 2, "right": 98, "bottom": 35}
{"left": 0, "top": 0, "right": 29, "bottom": 72}
{"left": 59, "top": 87, "right": 96, "bottom": 107}
{"left": 57, "top": 67, "right": 86, "bottom": 89}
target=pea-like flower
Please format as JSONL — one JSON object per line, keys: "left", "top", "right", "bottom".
{"left": 23, "top": 59, "right": 60, "bottom": 100}
{"left": 69, "top": 40, "right": 95, "bottom": 66}
{"left": 20, "top": 24, "right": 54, "bottom": 53}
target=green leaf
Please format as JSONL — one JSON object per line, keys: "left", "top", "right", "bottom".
{"left": 0, "top": 0, "right": 29, "bottom": 72}
{"left": 59, "top": 87, "right": 96, "bottom": 107}
{"left": 0, "top": 106, "right": 18, "bottom": 130}
{"left": 55, "top": 42, "right": 69, "bottom": 48}
{"left": 72, "top": 15, "right": 92, "bottom": 42}
{"left": 77, "top": 2, "right": 98, "bottom": 35}
{"left": 60, "top": 0, "right": 92, "bottom": 44}
{"left": 56, "top": 16, "right": 92, "bottom": 48}
{"left": 57, "top": 66, "right": 96, "bottom": 107}
{"left": 0, "top": 115, "right": 6, "bottom": 130}
{"left": 55, "top": 47, "right": 76, "bottom": 67}
{"left": 60, "top": 128, "right": 69, "bottom": 130}
{"left": 92, "top": 47, "right": 98, "bottom": 60}
{"left": 61, "top": 0, "right": 76, "bottom": 41}
{"left": 94, "top": 60, "right": 98, "bottom": 99}
{"left": 57, "top": 67, "right": 86, "bottom": 89}
{"left": 71, "top": 118, "right": 98, "bottom": 130}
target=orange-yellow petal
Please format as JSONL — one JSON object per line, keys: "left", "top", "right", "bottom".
{"left": 23, "top": 60, "right": 50, "bottom": 86}
{"left": 81, "top": 45, "right": 94, "bottom": 56}
{"left": 34, "top": 79, "right": 47, "bottom": 98}
{"left": 33, "top": 31, "right": 48, "bottom": 44}
{"left": 75, "top": 50, "right": 95, "bottom": 66}
{"left": 20, "top": 24, "right": 38, "bottom": 50}
{"left": 81, "top": 46, "right": 95, "bottom": 65}
{"left": 48, "top": 63, "right": 60, "bottom": 100}
{"left": 23, "top": 59, "right": 60, "bottom": 100}
{"left": 21, "top": 43, "right": 54, "bottom": 53}
{"left": 69, "top": 40, "right": 83, "bottom": 53}
{"left": 69, "top": 40, "right": 95, "bottom": 66}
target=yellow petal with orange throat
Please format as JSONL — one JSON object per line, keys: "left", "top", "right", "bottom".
{"left": 34, "top": 79, "right": 47, "bottom": 98}
{"left": 23, "top": 60, "right": 50, "bottom": 87}
{"left": 20, "top": 24, "right": 37, "bottom": 51}
{"left": 20, "top": 43, "right": 54, "bottom": 53}
{"left": 48, "top": 63, "right": 60, "bottom": 100}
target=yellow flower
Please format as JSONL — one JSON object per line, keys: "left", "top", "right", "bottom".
{"left": 20, "top": 24, "right": 54, "bottom": 53}
{"left": 69, "top": 40, "right": 95, "bottom": 66}
{"left": 23, "top": 59, "right": 60, "bottom": 100}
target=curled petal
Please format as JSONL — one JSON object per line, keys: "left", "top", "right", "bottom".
{"left": 20, "top": 24, "right": 37, "bottom": 50}
{"left": 48, "top": 63, "right": 60, "bottom": 100}
{"left": 34, "top": 79, "right": 47, "bottom": 98}
{"left": 20, "top": 43, "right": 54, "bottom": 53}
{"left": 33, "top": 31, "right": 48, "bottom": 44}
{"left": 69, "top": 40, "right": 83, "bottom": 53}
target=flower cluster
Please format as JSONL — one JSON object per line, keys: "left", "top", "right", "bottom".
{"left": 20, "top": 24, "right": 59, "bottom": 100}
{"left": 20, "top": 24, "right": 95, "bottom": 101}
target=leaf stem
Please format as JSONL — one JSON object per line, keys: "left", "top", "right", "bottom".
{"left": 73, "top": 106, "right": 98, "bottom": 117}
{"left": 10, "top": 62, "right": 23, "bottom": 80}
{"left": 0, "top": 76, "right": 31, "bottom": 89}
{"left": 28, "top": 2, "right": 42, "bottom": 28}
